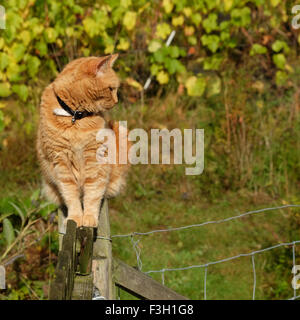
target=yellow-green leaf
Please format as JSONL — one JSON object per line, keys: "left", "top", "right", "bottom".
{"left": 206, "top": 76, "right": 221, "bottom": 97}
{"left": 121, "top": 0, "right": 132, "bottom": 8}
{"left": 126, "top": 77, "right": 143, "bottom": 91}
{"left": 223, "top": 0, "right": 234, "bottom": 11}
{"left": 123, "top": 11, "right": 137, "bottom": 31}
{"left": 172, "top": 15, "right": 184, "bottom": 27}
{"left": 273, "top": 53, "right": 286, "bottom": 70}
{"left": 19, "top": 30, "right": 31, "bottom": 46}
{"left": 148, "top": 40, "right": 162, "bottom": 53}
{"left": 27, "top": 56, "right": 41, "bottom": 77}
{"left": 83, "top": 18, "right": 99, "bottom": 37}
{"left": 156, "top": 23, "right": 171, "bottom": 39}
{"left": 12, "top": 84, "right": 29, "bottom": 102}
{"left": 156, "top": 71, "right": 169, "bottom": 84}
{"left": 12, "top": 43, "right": 26, "bottom": 63}
{"left": 0, "top": 53, "right": 9, "bottom": 71}
{"left": 185, "top": 76, "right": 206, "bottom": 97}
{"left": 44, "top": 27, "right": 58, "bottom": 43}
{"left": 3, "top": 218, "right": 15, "bottom": 246}
{"left": 163, "top": 0, "right": 173, "bottom": 14}
{"left": 270, "top": 0, "right": 280, "bottom": 7}
{"left": 117, "top": 38, "right": 130, "bottom": 51}
{"left": 183, "top": 7, "right": 192, "bottom": 17}
{"left": 0, "top": 82, "right": 12, "bottom": 97}
{"left": 275, "top": 70, "right": 288, "bottom": 86}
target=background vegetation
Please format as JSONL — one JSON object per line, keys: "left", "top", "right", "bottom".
{"left": 0, "top": 0, "right": 300, "bottom": 299}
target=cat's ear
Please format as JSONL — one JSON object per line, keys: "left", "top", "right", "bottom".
{"left": 109, "top": 53, "right": 119, "bottom": 67}
{"left": 96, "top": 54, "right": 119, "bottom": 76}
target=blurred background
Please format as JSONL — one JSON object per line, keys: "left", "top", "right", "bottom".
{"left": 0, "top": 0, "right": 300, "bottom": 300}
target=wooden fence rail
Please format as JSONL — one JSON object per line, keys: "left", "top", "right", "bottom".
{"left": 50, "top": 199, "right": 188, "bottom": 300}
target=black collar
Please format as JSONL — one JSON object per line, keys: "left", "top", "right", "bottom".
{"left": 55, "top": 92, "right": 94, "bottom": 124}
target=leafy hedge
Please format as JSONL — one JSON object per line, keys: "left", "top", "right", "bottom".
{"left": 0, "top": 0, "right": 298, "bottom": 104}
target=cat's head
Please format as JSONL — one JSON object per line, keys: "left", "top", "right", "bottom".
{"left": 53, "top": 55, "right": 120, "bottom": 113}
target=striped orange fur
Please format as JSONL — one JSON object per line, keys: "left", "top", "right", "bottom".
{"left": 37, "top": 55, "right": 130, "bottom": 227}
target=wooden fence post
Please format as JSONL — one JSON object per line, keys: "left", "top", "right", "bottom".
{"left": 58, "top": 208, "right": 66, "bottom": 250}
{"left": 52, "top": 200, "right": 189, "bottom": 300}
{"left": 92, "top": 199, "right": 115, "bottom": 300}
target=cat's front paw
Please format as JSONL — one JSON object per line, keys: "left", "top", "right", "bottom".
{"left": 82, "top": 214, "right": 98, "bottom": 228}
{"left": 96, "top": 143, "right": 108, "bottom": 164}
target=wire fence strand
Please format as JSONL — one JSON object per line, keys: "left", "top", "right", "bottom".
{"left": 252, "top": 254, "right": 256, "bottom": 300}
{"left": 111, "top": 204, "right": 300, "bottom": 238}
{"left": 144, "top": 240, "right": 300, "bottom": 274}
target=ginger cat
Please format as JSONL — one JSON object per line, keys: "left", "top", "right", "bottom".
{"left": 37, "top": 55, "right": 130, "bottom": 227}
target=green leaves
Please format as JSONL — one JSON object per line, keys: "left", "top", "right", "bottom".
{"left": 123, "top": 11, "right": 137, "bottom": 31}
{"left": 203, "top": 54, "right": 223, "bottom": 70}
{"left": 151, "top": 46, "right": 186, "bottom": 79}
{"left": 272, "top": 40, "right": 290, "bottom": 54}
{"left": 165, "top": 59, "right": 185, "bottom": 74}
{"left": 12, "top": 84, "right": 29, "bottom": 102}
{"left": 83, "top": 18, "right": 98, "bottom": 37}
{"left": 273, "top": 54, "right": 286, "bottom": 70}
{"left": 26, "top": 56, "right": 41, "bottom": 78}
{"left": 148, "top": 40, "right": 162, "bottom": 53}
{"left": 11, "top": 43, "right": 26, "bottom": 63}
{"left": 0, "top": 83, "right": 12, "bottom": 97}
{"left": 231, "top": 7, "right": 251, "bottom": 27}
{"left": 117, "top": 38, "right": 130, "bottom": 51}
{"left": 250, "top": 44, "right": 267, "bottom": 56}
{"left": 0, "top": 53, "right": 9, "bottom": 71}
{"left": 185, "top": 76, "right": 206, "bottom": 97}
{"left": 163, "top": 0, "right": 174, "bottom": 13}
{"left": 203, "top": 13, "right": 218, "bottom": 33}
{"left": 35, "top": 42, "right": 48, "bottom": 57}
{"left": 156, "top": 71, "right": 169, "bottom": 84}
{"left": 190, "top": 13, "right": 202, "bottom": 26}
{"left": 275, "top": 70, "right": 288, "bottom": 86}
{"left": 201, "top": 34, "right": 220, "bottom": 53}
{"left": 0, "top": 0, "right": 295, "bottom": 100}
{"left": 156, "top": 23, "right": 171, "bottom": 39}
{"left": 270, "top": 40, "right": 291, "bottom": 85}
{"left": 3, "top": 218, "right": 15, "bottom": 246}
{"left": 44, "top": 28, "right": 58, "bottom": 43}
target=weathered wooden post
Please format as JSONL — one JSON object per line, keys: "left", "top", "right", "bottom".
{"left": 72, "top": 227, "right": 94, "bottom": 300}
{"left": 58, "top": 208, "right": 66, "bottom": 250}
{"left": 54, "top": 212, "right": 94, "bottom": 300}
{"left": 52, "top": 200, "right": 189, "bottom": 300}
{"left": 92, "top": 199, "right": 115, "bottom": 299}
{"left": 50, "top": 220, "right": 77, "bottom": 300}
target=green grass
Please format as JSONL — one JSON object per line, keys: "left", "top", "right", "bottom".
{"left": 110, "top": 186, "right": 300, "bottom": 300}
{"left": 1, "top": 61, "right": 300, "bottom": 300}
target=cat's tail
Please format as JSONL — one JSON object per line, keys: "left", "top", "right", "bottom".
{"left": 105, "top": 121, "right": 131, "bottom": 198}
{"left": 42, "top": 179, "right": 64, "bottom": 206}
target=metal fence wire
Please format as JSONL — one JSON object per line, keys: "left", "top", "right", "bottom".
{"left": 111, "top": 204, "right": 300, "bottom": 300}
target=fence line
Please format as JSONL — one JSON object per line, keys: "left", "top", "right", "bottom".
{"left": 56, "top": 204, "right": 300, "bottom": 299}
{"left": 111, "top": 204, "right": 300, "bottom": 238}
{"left": 110, "top": 204, "right": 300, "bottom": 300}
{"left": 144, "top": 240, "right": 300, "bottom": 274}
